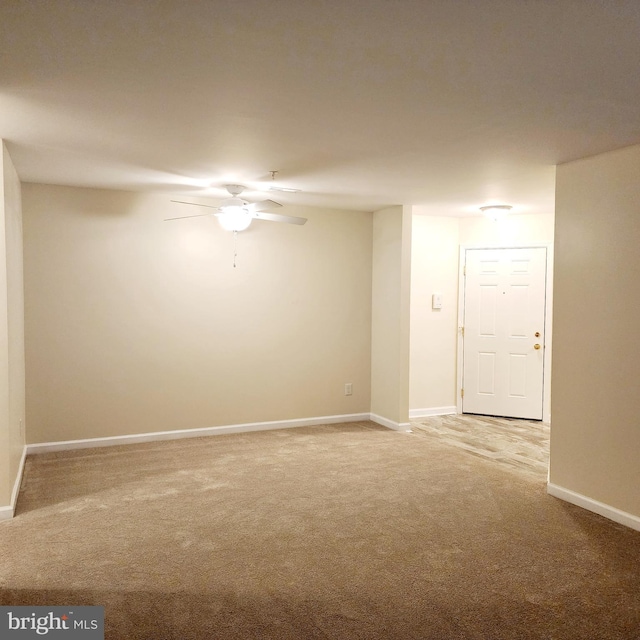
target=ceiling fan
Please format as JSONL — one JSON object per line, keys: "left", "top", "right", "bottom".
{"left": 166, "top": 184, "right": 307, "bottom": 231}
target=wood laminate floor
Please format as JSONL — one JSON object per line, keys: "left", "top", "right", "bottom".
{"left": 410, "top": 414, "right": 549, "bottom": 479}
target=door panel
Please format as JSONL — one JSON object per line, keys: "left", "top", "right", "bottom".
{"left": 479, "top": 285, "right": 498, "bottom": 334}
{"left": 462, "top": 247, "right": 547, "bottom": 419}
{"left": 508, "top": 353, "right": 527, "bottom": 397}
{"left": 477, "top": 353, "right": 496, "bottom": 394}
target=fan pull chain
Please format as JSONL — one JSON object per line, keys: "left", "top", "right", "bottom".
{"left": 233, "top": 230, "right": 238, "bottom": 268}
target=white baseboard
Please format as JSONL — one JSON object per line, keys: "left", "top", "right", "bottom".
{"left": 409, "top": 406, "right": 457, "bottom": 419}
{"left": 547, "top": 483, "right": 640, "bottom": 532}
{"left": 370, "top": 413, "right": 412, "bottom": 432}
{"left": 0, "top": 445, "right": 27, "bottom": 522}
{"left": 26, "top": 413, "right": 373, "bottom": 455}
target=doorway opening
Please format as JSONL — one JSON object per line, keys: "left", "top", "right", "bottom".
{"left": 456, "top": 245, "right": 553, "bottom": 423}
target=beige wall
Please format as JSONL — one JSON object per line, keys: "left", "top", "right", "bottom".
{"left": 23, "top": 185, "right": 373, "bottom": 443}
{"left": 370, "top": 206, "right": 412, "bottom": 427}
{"left": 0, "top": 141, "right": 26, "bottom": 511}
{"left": 409, "top": 216, "right": 459, "bottom": 412}
{"left": 459, "top": 212, "right": 555, "bottom": 246}
{"left": 551, "top": 144, "right": 640, "bottom": 518}
{"left": 409, "top": 211, "right": 555, "bottom": 418}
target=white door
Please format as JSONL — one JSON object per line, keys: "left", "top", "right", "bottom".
{"left": 462, "top": 247, "right": 547, "bottom": 420}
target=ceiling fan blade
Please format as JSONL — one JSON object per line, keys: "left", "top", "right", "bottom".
{"left": 170, "top": 199, "right": 220, "bottom": 210}
{"left": 250, "top": 211, "right": 307, "bottom": 225}
{"left": 248, "top": 199, "right": 283, "bottom": 212}
{"left": 164, "top": 212, "right": 217, "bottom": 221}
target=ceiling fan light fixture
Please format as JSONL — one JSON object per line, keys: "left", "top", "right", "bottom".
{"left": 167, "top": 183, "right": 307, "bottom": 231}
{"left": 480, "top": 204, "right": 513, "bottom": 221}
{"left": 217, "top": 205, "right": 252, "bottom": 231}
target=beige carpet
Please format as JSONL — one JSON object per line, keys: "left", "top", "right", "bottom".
{"left": 1, "top": 421, "right": 639, "bottom": 639}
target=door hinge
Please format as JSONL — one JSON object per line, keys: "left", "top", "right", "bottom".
{"left": 463, "top": 265, "right": 466, "bottom": 276}
{"left": 461, "top": 326, "right": 464, "bottom": 337}
{"left": 461, "top": 388, "right": 464, "bottom": 398}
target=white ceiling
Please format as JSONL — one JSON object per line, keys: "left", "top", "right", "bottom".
{"left": 1, "top": 0, "right": 640, "bottom": 215}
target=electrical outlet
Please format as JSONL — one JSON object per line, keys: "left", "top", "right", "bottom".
{"left": 344, "top": 383, "right": 353, "bottom": 396}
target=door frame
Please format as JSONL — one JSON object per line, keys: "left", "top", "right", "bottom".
{"left": 456, "top": 243, "right": 554, "bottom": 423}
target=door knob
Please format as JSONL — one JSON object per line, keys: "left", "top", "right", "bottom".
{"left": 534, "top": 344, "right": 541, "bottom": 350}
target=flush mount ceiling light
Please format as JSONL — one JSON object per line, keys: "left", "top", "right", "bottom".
{"left": 480, "top": 204, "right": 513, "bottom": 221}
